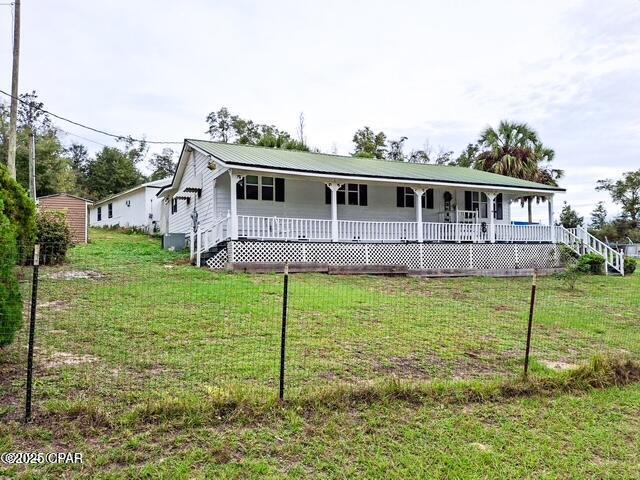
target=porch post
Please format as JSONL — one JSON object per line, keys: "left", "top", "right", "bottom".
{"left": 412, "top": 187, "right": 425, "bottom": 242}
{"left": 485, "top": 192, "right": 497, "bottom": 243}
{"left": 326, "top": 182, "right": 342, "bottom": 242}
{"left": 548, "top": 194, "right": 556, "bottom": 243}
{"left": 229, "top": 172, "right": 242, "bottom": 240}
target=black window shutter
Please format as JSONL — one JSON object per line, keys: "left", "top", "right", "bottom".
{"left": 421, "top": 194, "right": 426, "bottom": 209}
{"left": 464, "top": 191, "right": 472, "bottom": 211}
{"left": 396, "top": 187, "right": 405, "bottom": 207}
{"left": 325, "top": 185, "right": 331, "bottom": 204}
{"left": 495, "top": 193, "right": 503, "bottom": 220}
{"left": 236, "top": 179, "right": 245, "bottom": 199}
{"left": 426, "top": 189, "right": 434, "bottom": 209}
{"left": 275, "top": 178, "right": 285, "bottom": 202}
{"left": 359, "top": 184, "right": 368, "bottom": 206}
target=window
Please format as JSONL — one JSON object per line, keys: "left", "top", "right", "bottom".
{"left": 245, "top": 175, "right": 259, "bottom": 200}
{"left": 396, "top": 187, "right": 434, "bottom": 209}
{"left": 171, "top": 198, "right": 178, "bottom": 214}
{"left": 465, "top": 191, "right": 498, "bottom": 218}
{"left": 108, "top": 203, "right": 113, "bottom": 219}
{"left": 262, "top": 176, "right": 274, "bottom": 201}
{"left": 237, "top": 176, "right": 285, "bottom": 202}
{"left": 97, "top": 207, "right": 102, "bottom": 222}
{"left": 325, "top": 184, "right": 367, "bottom": 206}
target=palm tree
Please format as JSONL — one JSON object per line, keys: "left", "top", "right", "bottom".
{"left": 473, "top": 121, "right": 563, "bottom": 223}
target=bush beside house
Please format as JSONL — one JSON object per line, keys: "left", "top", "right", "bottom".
{"left": 625, "top": 257, "right": 637, "bottom": 275}
{"left": 36, "top": 210, "right": 72, "bottom": 265}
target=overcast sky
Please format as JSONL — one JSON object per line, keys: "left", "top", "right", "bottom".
{"left": 1, "top": 0, "right": 639, "bottom": 222}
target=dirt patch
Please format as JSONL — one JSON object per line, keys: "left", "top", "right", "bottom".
{"left": 374, "top": 355, "right": 430, "bottom": 379}
{"left": 541, "top": 360, "right": 578, "bottom": 371}
{"left": 47, "top": 270, "right": 105, "bottom": 280}
{"left": 44, "top": 352, "right": 98, "bottom": 369}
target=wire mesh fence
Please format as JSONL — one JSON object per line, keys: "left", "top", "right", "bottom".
{"left": 1, "top": 237, "right": 638, "bottom": 422}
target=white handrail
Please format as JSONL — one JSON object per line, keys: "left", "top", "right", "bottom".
{"left": 557, "top": 226, "right": 624, "bottom": 275}
{"left": 338, "top": 220, "right": 417, "bottom": 242}
{"left": 197, "top": 214, "right": 231, "bottom": 259}
{"left": 237, "top": 215, "right": 332, "bottom": 241}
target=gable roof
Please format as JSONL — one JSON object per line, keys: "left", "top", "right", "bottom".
{"left": 92, "top": 178, "right": 172, "bottom": 207}
{"left": 185, "top": 139, "right": 564, "bottom": 193}
{"left": 37, "top": 193, "right": 93, "bottom": 204}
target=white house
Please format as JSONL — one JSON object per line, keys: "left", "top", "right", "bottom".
{"left": 157, "top": 140, "right": 625, "bottom": 275}
{"left": 90, "top": 178, "right": 171, "bottom": 233}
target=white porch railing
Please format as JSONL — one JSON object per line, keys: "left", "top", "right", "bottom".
{"left": 238, "top": 215, "right": 332, "bottom": 241}
{"left": 338, "top": 220, "right": 417, "bottom": 242}
{"left": 192, "top": 214, "right": 230, "bottom": 266}
{"left": 564, "top": 226, "right": 625, "bottom": 275}
{"left": 495, "top": 224, "right": 553, "bottom": 243}
{"left": 423, "top": 222, "right": 484, "bottom": 242}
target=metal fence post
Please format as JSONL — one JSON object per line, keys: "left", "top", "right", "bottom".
{"left": 279, "top": 263, "right": 289, "bottom": 401}
{"left": 25, "top": 244, "right": 40, "bottom": 423}
{"left": 523, "top": 271, "right": 537, "bottom": 378}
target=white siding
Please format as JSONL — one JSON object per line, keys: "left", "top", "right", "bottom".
{"left": 168, "top": 151, "right": 222, "bottom": 234}
{"left": 90, "top": 189, "right": 147, "bottom": 228}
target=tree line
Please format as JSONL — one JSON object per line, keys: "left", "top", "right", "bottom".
{"left": 0, "top": 92, "right": 177, "bottom": 200}
{"left": 559, "top": 171, "right": 640, "bottom": 243}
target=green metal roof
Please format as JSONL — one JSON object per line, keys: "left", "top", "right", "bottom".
{"left": 187, "top": 139, "right": 565, "bottom": 192}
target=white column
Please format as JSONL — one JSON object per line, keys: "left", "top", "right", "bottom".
{"left": 326, "top": 182, "right": 342, "bottom": 242}
{"left": 229, "top": 172, "right": 242, "bottom": 240}
{"left": 486, "top": 192, "right": 497, "bottom": 243}
{"left": 412, "top": 188, "right": 425, "bottom": 242}
{"left": 548, "top": 194, "right": 556, "bottom": 243}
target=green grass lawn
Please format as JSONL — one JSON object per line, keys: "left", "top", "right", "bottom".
{"left": 1, "top": 229, "right": 639, "bottom": 478}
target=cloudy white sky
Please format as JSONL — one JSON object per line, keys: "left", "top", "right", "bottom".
{"left": 1, "top": 0, "right": 639, "bottom": 222}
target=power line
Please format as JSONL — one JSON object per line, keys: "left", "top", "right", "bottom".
{"left": 0, "top": 88, "right": 184, "bottom": 145}
{"left": 56, "top": 127, "right": 112, "bottom": 148}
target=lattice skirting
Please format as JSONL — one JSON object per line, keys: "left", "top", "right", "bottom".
{"left": 205, "top": 249, "right": 228, "bottom": 270}
{"left": 213, "top": 241, "right": 563, "bottom": 271}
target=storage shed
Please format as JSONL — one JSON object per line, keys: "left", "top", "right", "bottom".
{"left": 37, "top": 194, "right": 93, "bottom": 244}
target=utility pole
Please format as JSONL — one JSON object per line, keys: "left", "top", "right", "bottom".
{"left": 7, "top": 0, "right": 21, "bottom": 180}
{"left": 28, "top": 128, "right": 36, "bottom": 199}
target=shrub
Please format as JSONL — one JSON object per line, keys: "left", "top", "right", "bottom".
{"left": 0, "top": 164, "right": 36, "bottom": 247}
{"left": 0, "top": 200, "right": 22, "bottom": 348}
{"left": 36, "top": 210, "right": 72, "bottom": 265}
{"left": 625, "top": 257, "right": 637, "bottom": 275}
{"left": 576, "top": 253, "right": 606, "bottom": 275}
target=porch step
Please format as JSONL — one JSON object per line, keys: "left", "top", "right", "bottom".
{"left": 193, "top": 241, "right": 228, "bottom": 267}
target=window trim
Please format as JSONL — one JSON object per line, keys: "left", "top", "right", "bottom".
{"left": 396, "top": 187, "right": 434, "bottom": 209}
{"left": 108, "top": 203, "right": 113, "bottom": 219}
{"left": 325, "top": 184, "right": 368, "bottom": 206}
{"left": 97, "top": 206, "right": 102, "bottom": 222}
{"left": 236, "top": 175, "right": 285, "bottom": 202}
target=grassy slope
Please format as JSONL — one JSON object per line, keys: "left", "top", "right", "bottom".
{"left": 1, "top": 230, "right": 639, "bottom": 478}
